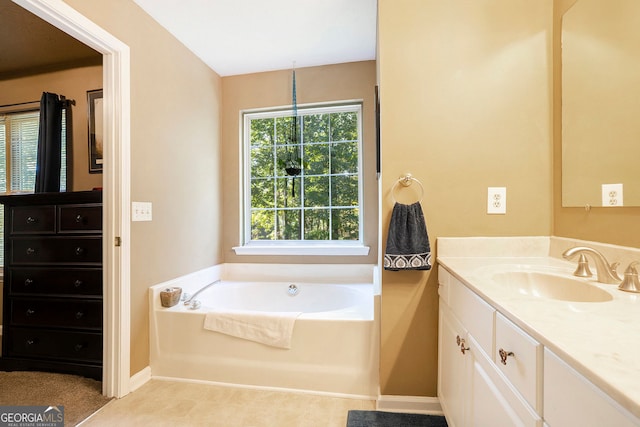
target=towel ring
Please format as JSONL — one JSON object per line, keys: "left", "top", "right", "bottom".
{"left": 391, "top": 174, "right": 424, "bottom": 204}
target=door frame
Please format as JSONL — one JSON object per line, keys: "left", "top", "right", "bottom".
{"left": 13, "top": 0, "right": 132, "bottom": 398}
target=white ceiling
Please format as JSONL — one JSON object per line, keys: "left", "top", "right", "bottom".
{"left": 132, "top": 0, "right": 378, "bottom": 77}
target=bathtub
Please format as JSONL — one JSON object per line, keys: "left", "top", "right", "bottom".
{"left": 149, "top": 263, "right": 379, "bottom": 398}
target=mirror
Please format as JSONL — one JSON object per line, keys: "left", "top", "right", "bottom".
{"left": 562, "top": 0, "right": 640, "bottom": 207}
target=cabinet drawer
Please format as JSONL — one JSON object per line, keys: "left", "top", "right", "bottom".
{"left": 544, "top": 349, "right": 639, "bottom": 427}
{"left": 449, "top": 277, "right": 495, "bottom": 356}
{"left": 6, "top": 327, "right": 102, "bottom": 363}
{"left": 495, "top": 313, "right": 542, "bottom": 412}
{"left": 8, "top": 267, "right": 102, "bottom": 296}
{"left": 10, "top": 298, "right": 102, "bottom": 329}
{"left": 59, "top": 204, "right": 102, "bottom": 233}
{"left": 10, "top": 237, "right": 102, "bottom": 265}
{"left": 9, "top": 206, "right": 56, "bottom": 234}
{"left": 438, "top": 265, "right": 450, "bottom": 305}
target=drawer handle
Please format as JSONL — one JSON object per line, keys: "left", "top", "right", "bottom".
{"left": 24, "top": 278, "right": 34, "bottom": 286}
{"left": 75, "top": 311, "right": 85, "bottom": 320}
{"left": 26, "top": 247, "right": 36, "bottom": 255}
{"left": 74, "top": 343, "right": 86, "bottom": 352}
{"left": 26, "top": 339, "right": 36, "bottom": 346}
{"left": 25, "top": 308, "right": 36, "bottom": 316}
{"left": 26, "top": 216, "right": 37, "bottom": 224}
{"left": 499, "top": 348, "right": 515, "bottom": 365}
{"left": 76, "top": 214, "right": 84, "bottom": 223}
{"left": 74, "top": 279, "right": 83, "bottom": 288}
{"left": 75, "top": 247, "right": 85, "bottom": 256}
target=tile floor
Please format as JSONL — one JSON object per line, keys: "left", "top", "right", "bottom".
{"left": 80, "top": 379, "right": 376, "bottom": 427}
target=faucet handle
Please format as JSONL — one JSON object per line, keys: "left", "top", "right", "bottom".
{"left": 619, "top": 262, "right": 640, "bottom": 293}
{"left": 573, "top": 253, "right": 593, "bottom": 278}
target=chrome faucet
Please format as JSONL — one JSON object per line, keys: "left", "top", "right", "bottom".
{"left": 562, "top": 247, "right": 621, "bottom": 284}
{"left": 183, "top": 279, "right": 221, "bottom": 309}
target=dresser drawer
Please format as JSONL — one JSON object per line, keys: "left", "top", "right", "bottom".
{"left": 9, "top": 206, "right": 56, "bottom": 234}
{"left": 10, "top": 237, "right": 102, "bottom": 265}
{"left": 10, "top": 298, "right": 102, "bottom": 329}
{"left": 6, "top": 327, "right": 102, "bottom": 363}
{"left": 494, "top": 312, "right": 542, "bottom": 412}
{"left": 58, "top": 204, "right": 102, "bottom": 233}
{"left": 7, "top": 267, "right": 102, "bottom": 296}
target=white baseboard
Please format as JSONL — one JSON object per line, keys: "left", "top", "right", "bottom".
{"left": 376, "top": 395, "right": 443, "bottom": 415}
{"left": 129, "top": 366, "right": 152, "bottom": 392}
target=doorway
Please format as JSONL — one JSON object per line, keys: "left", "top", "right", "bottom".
{"left": 13, "top": 0, "right": 132, "bottom": 398}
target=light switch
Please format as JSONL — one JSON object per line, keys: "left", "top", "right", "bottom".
{"left": 132, "top": 201, "right": 152, "bottom": 221}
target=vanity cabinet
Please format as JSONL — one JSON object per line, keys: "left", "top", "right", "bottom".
{"left": 438, "top": 266, "right": 543, "bottom": 426}
{"left": 438, "top": 264, "right": 640, "bottom": 427}
{"left": 0, "top": 191, "right": 103, "bottom": 380}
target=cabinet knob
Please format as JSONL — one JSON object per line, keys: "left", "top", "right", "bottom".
{"left": 74, "top": 279, "right": 83, "bottom": 288}
{"left": 459, "top": 338, "right": 470, "bottom": 355}
{"left": 75, "top": 311, "right": 85, "bottom": 320}
{"left": 499, "top": 348, "right": 515, "bottom": 365}
{"left": 24, "top": 278, "right": 34, "bottom": 286}
{"left": 26, "top": 339, "right": 35, "bottom": 346}
{"left": 75, "top": 214, "right": 84, "bottom": 223}
{"left": 26, "top": 247, "right": 36, "bottom": 255}
{"left": 75, "top": 247, "right": 85, "bottom": 256}
{"left": 74, "top": 343, "right": 85, "bottom": 352}
{"left": 25, "top": 308, "right": 36, "bottom": 317}
{"left": 26, "top": 216, "right": 37, "bottom": 224}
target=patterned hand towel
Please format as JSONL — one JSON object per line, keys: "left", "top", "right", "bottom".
{"left": 384, "top": 202, "right": 432, "bottom": 271}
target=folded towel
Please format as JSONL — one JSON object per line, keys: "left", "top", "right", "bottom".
{"left": 203, "top": 309, "right": 302, "bottom": 349}
{"left": 384, "top": 202, "right": 432, "bottom": 271}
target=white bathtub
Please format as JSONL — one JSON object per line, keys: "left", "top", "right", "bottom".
{"left": 149, "top": 264, "right": 379, "bottom": 398}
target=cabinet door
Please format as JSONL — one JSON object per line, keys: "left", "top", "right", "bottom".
{"left": 438, "top": 301, "right": 469, "bottom": 427}
{"left": 468, "top": 334, "right": 541, "bottom": 427}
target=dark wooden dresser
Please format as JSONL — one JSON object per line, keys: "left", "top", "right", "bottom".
{"left": 0, "top": 191, "right": 103, "bottom": 380}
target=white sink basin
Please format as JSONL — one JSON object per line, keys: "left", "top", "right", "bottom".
{"left": 491, "top": 271, "right": 613, "bottom": 303}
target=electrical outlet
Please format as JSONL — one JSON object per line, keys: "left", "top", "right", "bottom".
{"left": 601, "top": 183, "right": 623, "bottom": 207}
{"left": 132, "top": 201, "right": 153, "bottom": 221}
{"left": 487, "top": 187, "right": 507, "bottom": 214}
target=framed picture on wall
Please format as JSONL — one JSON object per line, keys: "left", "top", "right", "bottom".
{"left": 87, "top": 89, "right": 103, "bottom": 173}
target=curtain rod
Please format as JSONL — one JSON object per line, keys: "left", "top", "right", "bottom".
{"left": 0, "top": 97, "right": 76, "bottom": 110}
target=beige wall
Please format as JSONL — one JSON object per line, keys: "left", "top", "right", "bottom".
{"left": 552, "top": 0, "right": 640, "bottom": 248}
{"left": 221, "top": 61, "right": 378, "bottom": 264}
{"left": 63, "top": 0, "right": 223, "bottom": 375}
{"left": 0, "top": 66, "right": 103, "bottom": 191}
{"left": 378, "top": 0, "right": 553, "bottom": 396}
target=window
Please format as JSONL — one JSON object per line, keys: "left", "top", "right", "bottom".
{"left": 237, "top": 103, "right": 368, "bottom": 256}
{"left": 0, "top": 109, "right": 67, "bottom": 265}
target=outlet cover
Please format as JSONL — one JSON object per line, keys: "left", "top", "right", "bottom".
{"left": 132, "top": 201, "right": 152, "bottom": 221}
{"left": 602, "top": 183, "right": 623, "bottom": 207}
{"left": 487, "top": 187, "right": 507, "bottom": 214}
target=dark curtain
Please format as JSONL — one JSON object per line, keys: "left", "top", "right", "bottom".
{"left": 35, "top": 92, "right": 63, "bottom": 193}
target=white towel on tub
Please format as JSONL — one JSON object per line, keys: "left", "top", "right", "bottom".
{"left": 203, "top": 309, "right": 302, "bottom": 349}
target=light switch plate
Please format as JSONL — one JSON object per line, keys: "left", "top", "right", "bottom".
{"left": 132, "top": 201, "right": 152, "bottom": 221}
{"left": 602, "top": 183, "right": 623, "bottom": 207}
{"left": 487, "top": 187, "right": 507, "bottom": 214}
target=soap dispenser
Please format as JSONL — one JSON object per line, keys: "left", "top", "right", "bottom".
{"left": 618, "top": 262, "right": 640, "bottom": 293}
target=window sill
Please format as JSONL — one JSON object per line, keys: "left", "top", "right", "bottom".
{"left": 233, "top": 244, "right": 370, "bottom": 256}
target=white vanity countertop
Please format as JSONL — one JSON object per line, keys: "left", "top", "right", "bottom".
{"left": 437, "top": 237, "right": 640, "bottom": 419}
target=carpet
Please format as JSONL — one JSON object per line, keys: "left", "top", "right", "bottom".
{"left": 0, "top": 371, "right": 112, "bottom": 426}
{"left": 347, "top": 410, "right": 448, "bottom": 427}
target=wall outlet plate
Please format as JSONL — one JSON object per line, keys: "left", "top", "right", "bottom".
{"left": 487, "top": 187, "right": 507, "bottom": 214}
{"left": 132, "top": 201, "right": 152, "bottom": 221}
{"left": 602, "top": 183, "right": 623, "bottom": 207}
